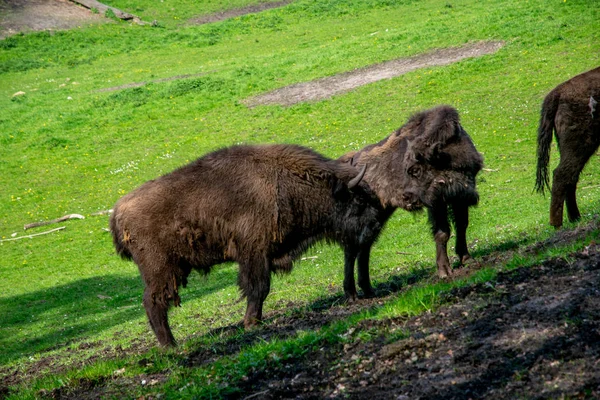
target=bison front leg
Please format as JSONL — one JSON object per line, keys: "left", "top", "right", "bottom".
{"left": 451, "top": 202, "right": 477, "bottom": 266}
{"left": 357, "top": 246, "right": 375, "bottom": 298}
{"left": 240, "top": 256, "right": 271, "bottom": 328}
{"left": 343, "top": 248, "right": 359, "bottom": 302}
{"left": 428, "top": 204, "right": 452, "bottom": 278}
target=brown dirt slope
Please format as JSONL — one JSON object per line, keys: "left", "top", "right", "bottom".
{"left": 234, "top": 243, "right": 600, "bottom": 399}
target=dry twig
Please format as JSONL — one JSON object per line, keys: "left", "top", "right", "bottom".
{"left": 1, "top": 227, "right": 66, "bottom": 242}
{"left": 24, "top": 214, "right": 84, "bottom": 230}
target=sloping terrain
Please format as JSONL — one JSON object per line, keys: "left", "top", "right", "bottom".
{"left": 6, "top": 222, "right": 598, "bottom": 399}
{"left": 234, "top": 240, "right": 600, "bottom": 399}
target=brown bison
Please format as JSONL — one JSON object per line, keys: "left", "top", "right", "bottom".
{"left": 535, "top": 66, "right": 600, "bottom": 228}
{"left": 110, "top": 144, "right": 389, "bottom": 346}
{"left": 340, "top": 105, "right": 483, "bottom": 278}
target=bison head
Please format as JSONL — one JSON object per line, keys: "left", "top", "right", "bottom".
{"left": 400, "top": 132, "right": 482, "bottom": 210}
{"left": 340, "top": 105, "right": 483, "bottom": 211}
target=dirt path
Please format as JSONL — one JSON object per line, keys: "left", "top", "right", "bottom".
{"left": 0, "top": 0, "right": 106, "bottom": 39}
{"left": 244, "top": 41, "right": 505, "bottom": 107}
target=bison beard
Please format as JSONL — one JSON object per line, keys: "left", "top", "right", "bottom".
{"left": 535, "top": 66, "right": 600, "bottom": 228}
{"left": 340, "top": 105, "right": 483, "bottom": 278}
{"left": 110, "top": 144, "right": 388, "bottom": 346}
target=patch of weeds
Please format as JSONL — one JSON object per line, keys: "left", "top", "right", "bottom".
{"left": 504, "top": 254, "right": 536, "bottom": 271}
{"left": 165, "top": 77, "right": 228, "bottom": 97}
{"left": 100, "top": 86, "right": 152, "bottom": 108}
{"left": 0, "top": 35, "right": 18, "bottom": 50}
{"left": 104, "top": 8, "right": 118, "bottom": 21}
{"left": 0, "top": 58, "right": 49, "bottom": 74}
{"left": 42, "top": 137, "right": 72, "bottom": 149}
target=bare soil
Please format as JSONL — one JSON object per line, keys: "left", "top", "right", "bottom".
{"left": 0, "top": 0, "right": 106, "bottom": 39}
{"left": 244, "top": 41, "right": 505, "bottom": 107}
{"left": 230, "top": 233, "right": 600, "bottom": 399}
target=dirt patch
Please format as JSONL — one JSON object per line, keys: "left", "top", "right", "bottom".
{"left": 0, "top": 0, "right": 107, "bottom": 39}
{"left": 245, "top": 40, "right": 505, "bottom": 107}
{"left": 235, "top": 242, "right": 600, "bottom": 399}
{"left": 188, "top": 0, "right": 293, "bottom": 25}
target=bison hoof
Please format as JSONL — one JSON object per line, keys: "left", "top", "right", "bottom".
{"left": 345, "top": 294, "right": 359, "bottom": 304}
{"left": 361, "top": 289, "right": 376, "bottom": 299}
{"left": 243, "top": 318, "right": 262, "bottom": 330}
{"left": 461, "top": 255, "right": 480, "bottom": 268}
{"left": 437, "top": 266, "right": 453, "bottom": 279}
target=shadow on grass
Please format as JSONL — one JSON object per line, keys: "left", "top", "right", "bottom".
{"left": 182, "top": 265, "right": 432, "bottom": 367}
{"left": 0, "top": 268, "right": 237, "bottom": 366}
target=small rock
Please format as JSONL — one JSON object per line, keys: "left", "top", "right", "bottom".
{"left": 12, "top": 91, "right": 25, "bottom": 97}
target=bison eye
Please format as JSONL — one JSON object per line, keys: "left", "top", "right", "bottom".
{"left": 408, "top": 165, "right": 422, "bottom": 178}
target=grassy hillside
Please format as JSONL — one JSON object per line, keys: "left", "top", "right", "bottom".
{"left": 1, "top": 0, "right": 599, "bottom": 397}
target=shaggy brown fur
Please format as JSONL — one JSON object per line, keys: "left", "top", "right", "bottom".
{"left": 535, "top": 66, "right": 600, "bottom": 228}
{"left": 110, "top": 144, "right": 389, "bottom": 346}
{"left": 341, "top": 105, "right": 483, "bottom": 278}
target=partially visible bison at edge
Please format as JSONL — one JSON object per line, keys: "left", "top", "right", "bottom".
{"left": 340, "top": 105, "right": 483, "bottom": 278}
{"left": 535, "top": 66, "right": 600, "bottom": 228}
{"left": 110, "top": 144, "right": 389, "bottom": 346}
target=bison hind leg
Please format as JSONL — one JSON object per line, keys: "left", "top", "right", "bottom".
{"left": 239, "top": 255, "right": 272, "bottom": 329}
{"left": 565, "top": 183, "right": 581, "bottom": 223}
{"left": 143, "top": 287, "right": 176, "bottom": 347}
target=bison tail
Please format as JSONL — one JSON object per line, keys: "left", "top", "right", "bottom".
{"left": 535, "top": 91, "right": 559, "bottom": 195}
{"left": 109, "top": 209, "right": 133, "bottom": 260}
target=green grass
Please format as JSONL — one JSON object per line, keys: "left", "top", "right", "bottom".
{"left": 1, "top": 0, "right": 600, "bottom": 397}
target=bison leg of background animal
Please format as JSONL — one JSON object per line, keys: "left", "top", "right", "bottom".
{"left": 428, "top": 205, "right": 452, "bottom": 278}
{"left": 357, "top": 246, "right": 375, "bottom": 298}
{"left": 240, "top": 256, "right": 271, "bottom": 328}
{"left": 451, "top": 202, "right": 477, "bottom": 266}
{"left": 143, "top": 287, "right": 176, "bottom": 347}
{"left": 343, "top": 249, "right": 359, "bottom": 302}
{"left": 565, "top": 183, "right": 581, "bottom": 223}
{"left": 550, "top": 155, "right": 588, "bottom": 227}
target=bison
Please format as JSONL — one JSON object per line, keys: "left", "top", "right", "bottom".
{"left": 110, "top": 144, "right": 389, "bottom": 346}
{"left": 340, "top": 105, "right": 483, "bottom": 278}
{"left": 535, "top": 66, "right": 600, "bottom": 228}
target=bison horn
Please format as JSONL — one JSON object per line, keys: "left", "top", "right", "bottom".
{"left": 348, "top": 164, "right": 367, "bottom": 189}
